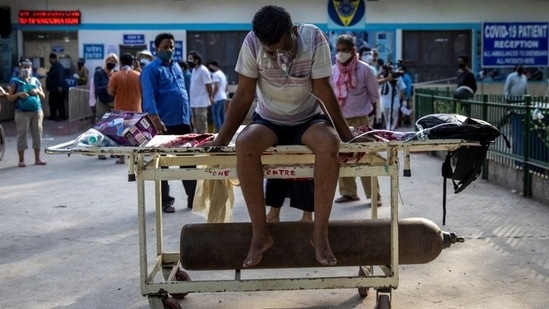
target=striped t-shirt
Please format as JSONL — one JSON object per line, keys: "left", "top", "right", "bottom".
{"left": 235, "top": 24, "right": 332, "bottom": 126}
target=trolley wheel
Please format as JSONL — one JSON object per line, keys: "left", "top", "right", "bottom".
{"left": 170, "top": 269, "right": 192, "bottom": 299}
{"left": 374, "top": 294, "right": 391, "bottom": 309}
{"left": 357, "top": 267, "right": 370, "bottom": 297}
{"left": 162, "top": 297, "right": 182, "bottom": 309}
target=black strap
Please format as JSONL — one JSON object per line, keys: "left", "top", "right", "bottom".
{"left": 442, "top": 177, "right": 447, "bottom": 226}
{"left": 441, "top": 152, "right": 453, "bottom": 226}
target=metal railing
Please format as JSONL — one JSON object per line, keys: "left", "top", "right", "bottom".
{"left": 0, "top": 96, "right": 14, "bottom": 121}
{"left": 0, "top": 86, "right": 93, "bottom": 123}
{"left": 68, "top": 85, "right": 94, "bottom": 123}
{"left": 415, "top": 88, "right": 549, "bottom": 197}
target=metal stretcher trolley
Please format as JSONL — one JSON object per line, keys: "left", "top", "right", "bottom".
{"left": 47, "top": 137, "right": 474, "bottom": 309}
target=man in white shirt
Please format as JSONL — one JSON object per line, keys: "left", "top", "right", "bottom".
{"left": 187, "top": 50, "right": 213, "bottom": 133}
{"left": 207, "top": 60, "right": 228, "bottom": 132}
{"left": 504, "top": 65, "right": 528, "bottom": 103}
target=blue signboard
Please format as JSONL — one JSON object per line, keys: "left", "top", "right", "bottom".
{"left": 149, "top": 40, "right": 184, "bottom": 62}
{"left": 64, "top": 76, "right": 77, "bottom": 89}
{"left": 83, "top": 44, "right": 104, "bottom": 60}
{"left": 174, "top": 40, "right": 183, "bottom": 62}
{"left": 123, "top": 34, "right": 145, "bottom": 45}
{"left": 482, "top": 22, "right": 549, "bottom": 67}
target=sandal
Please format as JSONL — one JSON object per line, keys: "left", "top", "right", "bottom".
{"left": 18, "top": 162, "right": 26, "bottom": 168}
{"left": 35, "top": 160, "right": 47, "bottom": 166}
{"left": 334, "top": 195, "right": 360, "bottom": 203}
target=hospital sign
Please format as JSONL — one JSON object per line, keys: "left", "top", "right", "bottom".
{"left": 482, "top": 22, "right": 549, "bottom": 67}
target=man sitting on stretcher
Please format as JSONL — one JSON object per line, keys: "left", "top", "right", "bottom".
{"left": 203, "top": 5, "right": 368, "bottom": 268}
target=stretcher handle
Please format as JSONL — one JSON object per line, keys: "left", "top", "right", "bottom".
{"left": 44, "top": 140, "right": 77, "bottom": 155}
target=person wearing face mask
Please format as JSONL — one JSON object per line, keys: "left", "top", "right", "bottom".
{"left": 330, "top": 34, "right": 382, "bottom": 206}
{"left": 94, "top": 53, "right": 118, "bottom": 123}
{"left": 358, "top": 47, "right": 389, "bottom": 127}
{"left": 454, "top": 55, "right": 477, "bottom": 116}
{"left": 187, "top": 50, "right": 213, "bottom": 134}
{"left": 359, "top": 47, "right": 385, "bottom": 81}
{"left": 7, "top": 59, "right": 47, "bottom": 167}
{"left": 136, "top": 49, "right": 154, "bottom": 72}
{"left": 45, "top": 53, "right": 66, "bottom": 121}
{"left": 141, "top": 32, "right": 196, "bottom": 213}
{"left": 359, "top": 47, "right": 376, "bottom": 72}
{"left": 504, "top": 64, "right": 528, "bottom": 103}
{"left": 76, "top": 58, "right": 89, "bottom": 86}
{"left": 93, "top": 53, "right": 118, "bottom": 159}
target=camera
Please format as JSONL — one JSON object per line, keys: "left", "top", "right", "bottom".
{"left": 382, "top": 59, "right": 405, "bottom": 78}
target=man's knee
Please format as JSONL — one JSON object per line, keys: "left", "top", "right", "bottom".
{"left": 306, "top": 128, "right": 339, "bottom": 154}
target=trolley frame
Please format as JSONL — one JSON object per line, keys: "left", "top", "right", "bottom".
{"left": 46, "top": 138, "right": 473, "bottom": 308}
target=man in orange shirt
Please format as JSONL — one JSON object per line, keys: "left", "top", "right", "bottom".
{"left": 108, "top": 53, "right": 142, "bottom": 112}
{"left": 108, "top": 53, "right": 142, "bottom": 164}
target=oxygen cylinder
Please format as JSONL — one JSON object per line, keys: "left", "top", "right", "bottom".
{"left": 180, "top": 217, "right": 463, "bottom": 270}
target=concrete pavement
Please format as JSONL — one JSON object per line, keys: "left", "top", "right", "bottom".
{"left": 0, "top": 119, "right": 548, "bottom": 309}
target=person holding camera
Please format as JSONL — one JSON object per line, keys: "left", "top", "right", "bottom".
{"left": 331, "top": 34, "right": 382, "bottom": 206}
{"left": 380, "top": 64, "right": 406, "bottom": 131}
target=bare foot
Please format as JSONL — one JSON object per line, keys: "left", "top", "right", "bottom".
{"left": 310, "top": 234, "right": 337, "bottom": 266}
{"left": 266, "top": 207, "right": 280, "bottom": 223}
{"left": 242, "top": 233, "right": 273, "bottom": 268}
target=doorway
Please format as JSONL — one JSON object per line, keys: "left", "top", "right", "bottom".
{"left": 402, "top": 30, "right": 472, "bottom": 83}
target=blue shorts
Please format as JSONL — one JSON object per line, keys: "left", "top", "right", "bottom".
{"left": 250, "top": 112, "right": 329, "bottom": 146}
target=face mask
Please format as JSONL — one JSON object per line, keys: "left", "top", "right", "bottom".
{"left": 336, "top": 52, "right": 352, "bottom": 63}
{"left": 20, "top": 68, "right": 32, "bottom": 78}
{"left": 106, "top": 63, "right": 116, "bottom": 70}
{"left": 157, "top": 50, "right": 173, "bottom": 63}
{"left": 187, "top": 61, "right": 195, "bottom": 69}
{"left": 362, "top": 54, "right": 373, "bottom": 64}
{"left": 458, "top": 63, "right": 466, "bottom": 69}
{"left": 140, "top": 58, "right": 151, "bottom": 67}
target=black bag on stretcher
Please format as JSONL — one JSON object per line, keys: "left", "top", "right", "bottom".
{"left": 416, "top": 114, "right": 511, "bottom": 225}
